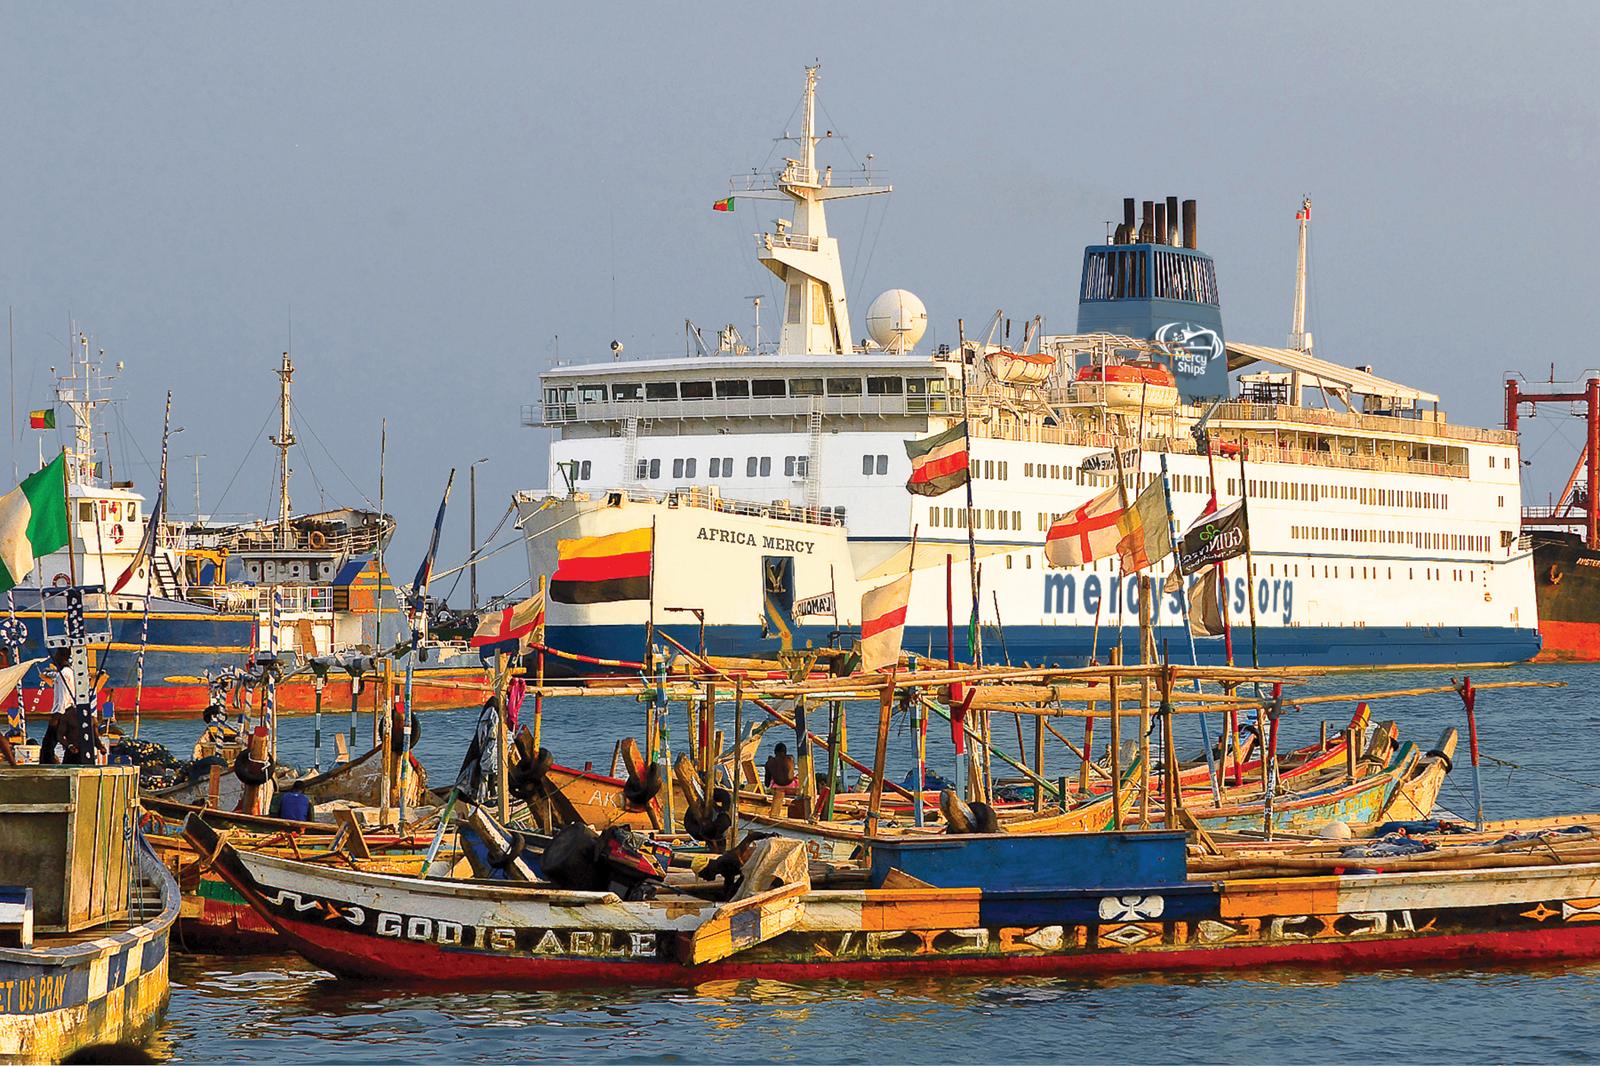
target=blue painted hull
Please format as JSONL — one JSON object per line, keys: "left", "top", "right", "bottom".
{"left": 545, "top": 621, "right": 1541, "bottom": 676}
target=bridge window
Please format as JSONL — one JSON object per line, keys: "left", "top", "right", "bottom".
{"left": 578, "top": 385, "right": 606, "bottom": 404}
{"left": 791, "top": 378, "right": 823, "bottom": 396}
{"left": 826, "top": 377, "right": 862, "bottom": 396}
{"left": 715, "top": 379, "right": 750, "bottom": 398}
{"left": 752, "top": 379, "right": 786, "bottom": 398}
{"left": 866, "top": 376, "right": 904, "bottom": 395}
{"left": 646, "top": 382, "right": 677, "bottom": 400}
{"left": 611, "top": 381, "right": 643, "bottom": 401}
{"left": 681, "top": 380, "right": 713, "bottom": 399}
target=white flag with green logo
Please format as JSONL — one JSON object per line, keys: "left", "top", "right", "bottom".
{"left": 0, "top": 453, "right": 69, "bottom": 594}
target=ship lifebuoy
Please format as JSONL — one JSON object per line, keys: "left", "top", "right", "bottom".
{"left": 1549, "top": 564, "right": 1564, "bottom": 586}
{"left": 52, "top": 574, "right": 70, "bottom": 588}
{"left": 307, "top": 530, "right": 327, "bottom": 550}
{"left": 110, "top": 523, "right": 125, "bottom": 545}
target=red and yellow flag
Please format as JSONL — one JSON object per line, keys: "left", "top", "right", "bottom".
{"left": 711, "top": 196, "right": 735, "bottom": 213}
{"left": 1114, "top": 479, "right": 1173, "bottom": 573}
{"left": 550, "top": 527, "right": 653, "bottom": 604}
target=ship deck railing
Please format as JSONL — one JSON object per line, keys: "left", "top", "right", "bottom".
{"left": 527, "top": 393, "right": 964, "bottom": 426}
{"left": 566, "top": 485, "right": 844, "bottom": 527}
{"left": 187, "top": 583, "right": 335, "bottom": 615}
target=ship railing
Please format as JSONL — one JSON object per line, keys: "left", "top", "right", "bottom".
{"left": 1198, "top": 401, "right": 1516, "bottom": 446}
{"left": 1521, "top": 505, "right": 1589, "bottom": 522}
{"left": 187, "top": 583, "right": 334, "bottom": 614}
{"left": 585, "top": 485, "right": 844, "bottom": 527}
{"left": 758, "top": 232, "right": 822, "bottom": 254}
{"left": 529, "top": 394, "right": 963, "bottom": 426}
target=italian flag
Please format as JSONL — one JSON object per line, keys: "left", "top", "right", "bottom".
{"left": 711, "top": 196, "right": 735, "bottom": 212}
{"left": 0, "top": 453, "right": 69, "bottom": 594}
{"left": 29, "top": 409, "right": 54, "bottom": 430}
{"left": 903, "top": 421, "right": 969, "bottom": 497}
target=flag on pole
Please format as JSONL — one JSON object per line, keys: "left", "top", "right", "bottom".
{"left": 903, "top": 422, "right": 970, "bottom": 497}
{"left": 1044, "top": 485, "right": 1123, "bottom": 567}
{"left": 1177, "top": 499, "right": 1248, "bottom": 574}
{"left": 0, "top": 453, "right": 69, "bottom": 595}
{"left": 711, "top": 196, "right": 735, "bottom": 212}
{"left": 111, "top": 487, "right": 163, "bottom": 594}
{"left": 550, "top": 527, "right": 654, "bottom": 604}
{"left": 1186, "top": 564, "right": 1226, "bottom": 636}
{"left": 410, "top": 471, "right": 456, "bottom": 616}
{"left": 1115, "top": 478, "right": 1173, "bottom": 572}
{"left": 470, "top": 591, "right": 546, "bottom": 662}
{"left": 858, "top": 572, "right": 912, "bottom": 673}
{"left": 28, "top": 410, "right": 55, "bottom": 430}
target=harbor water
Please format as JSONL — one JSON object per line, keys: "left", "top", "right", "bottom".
{"left": 133, "top": 662, "right": 1600, "bottom": 1063}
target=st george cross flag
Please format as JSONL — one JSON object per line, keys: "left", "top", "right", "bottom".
{"left": 0, "top": 454, "right": 69, "bottom": 595}
{"left": 1044, "top": 485, "right": 1123, "bottom": 567}
{"left": 1115, "top": 478, "right": 1173, "bottom": 572}
{"left": 859, "top": 572, "right": 912, "bottom": 673}
{"left": 903, "top": 422, "right": 970, "bottom": 497}
{"left": 471, "top": 591, "right": 546, "bottom": 662}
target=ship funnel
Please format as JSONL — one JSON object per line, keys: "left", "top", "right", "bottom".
{"left": 1140, "top": 200, "right": 1155, "bottom": 243}
{"left": 1119, "top": 198, "right": 1136, "bottom": 244}
{"left": 1165, "top": 197, "right": 1180, "bottom": 244}
{"left": 1153, "top": 202, "right": 1168, "bottom": 249}
{"left": 1182, "top": 199, "right": 1197, "bottom": 249}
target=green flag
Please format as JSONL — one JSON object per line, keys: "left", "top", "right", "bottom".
{"left": 0, "top": 453, "right": 69, "bottom": 594}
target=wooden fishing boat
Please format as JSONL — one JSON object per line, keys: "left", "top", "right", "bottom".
{"left": 151, "top": 738, "right": 430, "bottom": 815}
{"left": 142, "top": 803, "right": 449, "bottom": 953}
{"left": 0, "top": 768, "right": 179, "bottom": 1064}
{"left": 185, "top": 808, "right": 1600, "bottom": 985}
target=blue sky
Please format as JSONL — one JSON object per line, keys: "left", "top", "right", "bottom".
{"left": 2, "top": 2, "right": 1595, "bottom": 595}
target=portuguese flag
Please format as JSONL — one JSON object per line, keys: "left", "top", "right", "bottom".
{"left": 711, "top": 196, "right": 735, "bottom": 212}
{"left": 903, "top": 421, "right": 970, "bottom": 497}
{"left": 0, "top": 453, "right": 69, "bottom": 595}
{"left": 550, "top": 527, "right": 654, "bottom": 604}
{"left": 29, "top": 409, "right": 55, "bottom": 430}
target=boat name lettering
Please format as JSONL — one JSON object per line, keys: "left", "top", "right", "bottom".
{"left": 529, "top": 928, "right": 657, "bottom": 957}
{"left": 1043, "top": 572, "right": 1294, "bottom": 625}
{"left": 695, "top": 526, "right": 815, "bottom": 554}
{"left": 1579, "top": 558, "right": 1600, "bottom": 569}
{"left": 375, "top": 911, "right": 466, "bottom": 945}
{"left": 0, "top": 973, "right": 69, "bottom": 1014}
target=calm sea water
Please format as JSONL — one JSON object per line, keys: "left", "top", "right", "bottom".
{"left": 132, "top": 662, "right": 1600, "bottom": 1063}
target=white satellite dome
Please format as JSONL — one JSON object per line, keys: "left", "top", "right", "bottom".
{"left": 865, "top": 289, "right": 928, "bottom": 353}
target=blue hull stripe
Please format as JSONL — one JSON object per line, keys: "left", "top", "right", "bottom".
{"left": 546, "top": 622, "right": 1540, "bottom": 674}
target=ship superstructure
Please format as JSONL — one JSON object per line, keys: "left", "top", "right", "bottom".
{"left": 515, "top": 68, "right": 1538, "bottom": 672}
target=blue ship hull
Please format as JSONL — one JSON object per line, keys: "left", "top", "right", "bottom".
{"left": 544, "top": 621, "right": 1541, "bottom": 677}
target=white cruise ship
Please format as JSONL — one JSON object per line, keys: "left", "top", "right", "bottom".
{"left": 514, "top": 67, "right": 1538, "bottom": 674}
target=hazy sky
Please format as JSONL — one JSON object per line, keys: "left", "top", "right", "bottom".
{"left": 3, "top": 2, "right": 1596, "bottom": 597}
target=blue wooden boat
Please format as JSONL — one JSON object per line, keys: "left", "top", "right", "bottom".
{"left": 866, "top": 830, "right": 1189, "bottom": 892}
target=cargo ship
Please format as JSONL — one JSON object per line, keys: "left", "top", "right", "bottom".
{"left": 1506, "top": 375, "right": 1600, "bottom": 660}
{"left": 514, "top": 67, "right": 1539, "bottom": 674}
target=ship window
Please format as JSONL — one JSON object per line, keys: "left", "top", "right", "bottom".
{"left": 752, "top": 379, "right": 786, "bottom": 398}
{"left": 127, "top": 502, "right": 138, "bottom": 521}
{"left": 790, "top": 378, "right": 823, "bottom": 396}
{"left": 79, "top": 501, "right": 93, "bottom": 523}
{"left": 866, "top": 376, "right": 903, "bottom": 395}
{"left": 787, "top": 282, "right": 802, "bottom": 324}
{"left": 680, "top": 380, "right": 713, "bottom": 399}
{"left": 646, "top": 382, "right": 677, "bottom": 400}
{"left": 579, "top": 385, "right": 606, "bottom": 404}
{"left": 611, "top": 382, "right": 643, "bottom": 401}
{"left": 826, "top": 377, "right": 862, "bottom": 396}
{"left": 648, "top": 459, "right": 660, "bottom": 479}
{"left": 746, "top": 457, "right": 758, "bottom": 477}
{"left": 715, "top": 379, "right": 750, "bottom": 398}
{"left": 906, "top": 378, "right": 932, "bottom": 395}
{"left": 862, "top": 455, "right": 873, "bottom": 475}
{"left": 876, "top": 455, "right": 888, "bottom": 475}
{"left": 760, "top": 457, "right": 771, "bottom": 477}
{"left": 580, "top": 460, "right": 592, "bottom": 480}
{"left": 673, "top": 459, "right": 685, "bottom": 479}
{"left": 684, "top": 458, "right": 696, "bottom": 479}
{"left": 785, "top": 456, "right": 797, "bottom": 477}
{"left": 811, "top": 280, "right": 827, "bottom": 326}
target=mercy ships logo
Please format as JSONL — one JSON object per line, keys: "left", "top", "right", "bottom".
{"left": 1155, "top": 322, "right": 1223, "bottom": 377}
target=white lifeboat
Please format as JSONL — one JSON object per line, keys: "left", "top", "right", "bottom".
{"left": 985, "top": 348, "right": 1055, "bottom": 385}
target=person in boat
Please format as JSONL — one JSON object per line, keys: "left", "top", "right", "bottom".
{"left": 41, "top": 651, "right": 103, "bottom": 766}
{"left": 274, "top": 780, "right": 315, "bottom": 823}
{"left": 764, "top": 742, "right": 796, "bottom": 790}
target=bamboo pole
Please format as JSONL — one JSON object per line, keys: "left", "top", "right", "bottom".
{"left": 1108, "top": 647, "right": 1123, "bottom": 830}
{"left": 865, "top": 677, "right": 894, "bottom": 837}
{"left": 729, "top": 678, "right": 742, "bottom": 852}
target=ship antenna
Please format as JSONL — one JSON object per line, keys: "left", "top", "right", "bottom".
{"left": 271, "top": 352, "right": 296, "bottom": 545}
{"left": 1288, "top": 195, "right": 1313, "bottom": 406}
